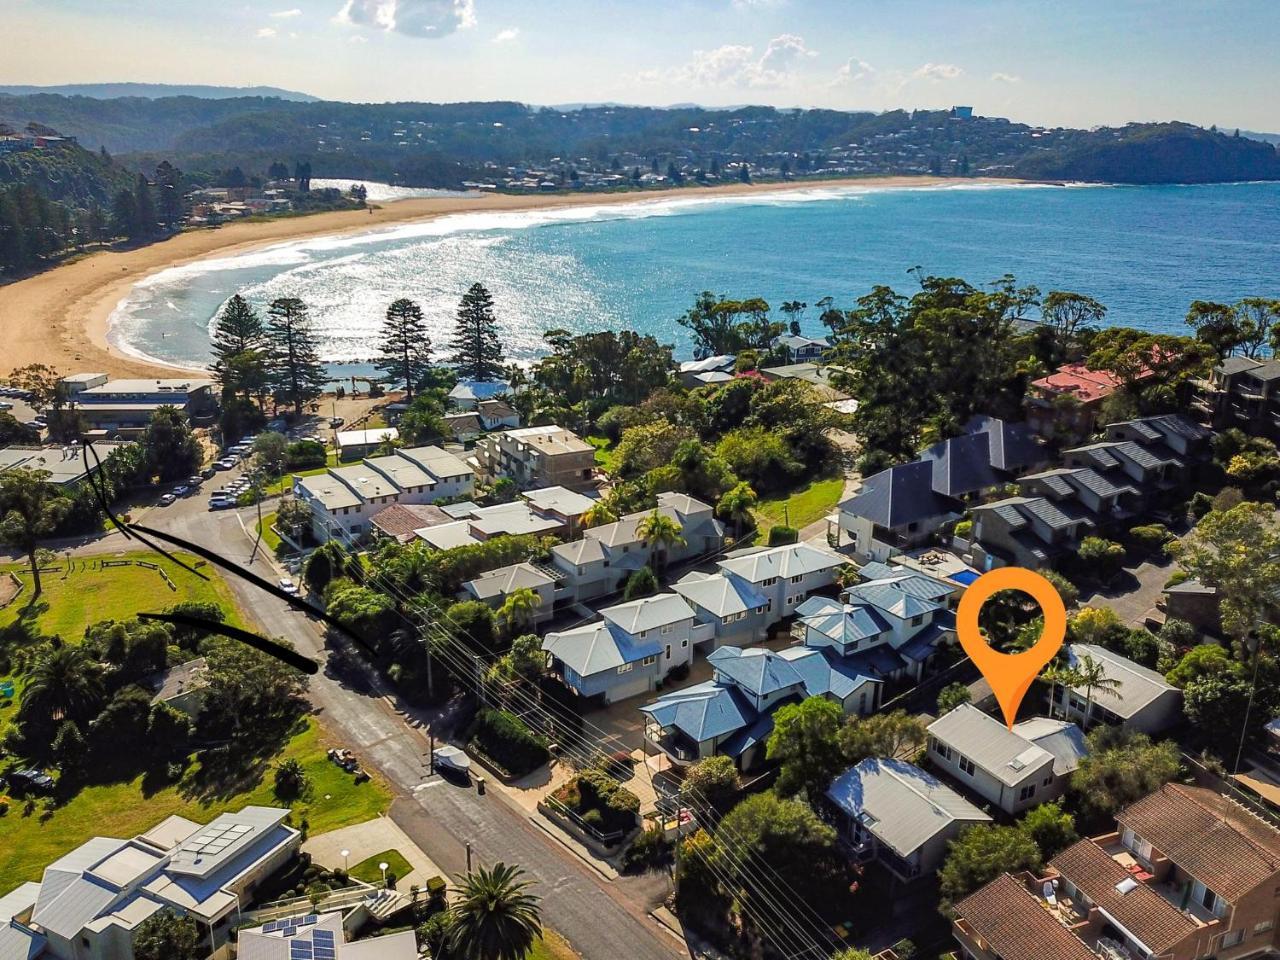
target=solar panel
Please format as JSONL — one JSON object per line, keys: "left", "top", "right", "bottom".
{"left": 313, "top": 931, "right": 335, "bottom": 946}
{"left": 314, "top": 949, "right": 336, "bottom": 960}
{"left": 290, "top": 942, "right": 313, "bottom": 959}
{"left": 300, "top": 915, "right": 318, "bottom": 927}
{"left": 263, "top": 920, "right": 279, "bottom": 934}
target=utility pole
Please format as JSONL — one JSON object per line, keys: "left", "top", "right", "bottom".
{"left": 465, "top": 841, "right": 473, "bottom": 873}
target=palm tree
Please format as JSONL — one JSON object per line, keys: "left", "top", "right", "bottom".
{"left": 1075, "top": 654, "right": 1123, "bottom": 729}
{"left": 22, "top": 646, "right": 105, "bottom": 727}
{"left": 717, "top": 481, "right": 758, "bottom": 543}
{"left": 1040, "top": 663, "right": 1082, "bottom": 720}
{"left": 637, "top": 510, "right": 686, "bottom": 576}
{"left": 580, "top": 501, "right": 617, "bottom": 530}
{"left": 447, "top": 862, "right": 542, "bottom": 960}
{"left": 496, "top": 588, "right": 541, "bottom": 637}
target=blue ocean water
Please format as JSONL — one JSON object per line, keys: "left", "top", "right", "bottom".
{"left": 107, "top": 181, "right": 1280, "bottom": 376}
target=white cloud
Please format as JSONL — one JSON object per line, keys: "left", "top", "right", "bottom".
{"left": 991, "top": 71, "right": 1021, "bottom": 84}
{"left": 649, "top": 33, "right": 817, "bottom": 89}
{"left": 492, "top": 27, "right": 518, "bottom": 43}
{"left": 271, "top": 8, "right": 303, "bottom": 17}
{"left": 348, "top": 33, "right": 369, "bottom": 42}
{"left": 256, "top": 25, "right": 278, "bottom": 38}
{"left": 910, "top": 62, "right": 963, "bottom": 82}
{"left": 832, "top": 56, "right": 875, "bottom": 85}
{"left": 335, "top": 0, "right": 476, "bottom": 38}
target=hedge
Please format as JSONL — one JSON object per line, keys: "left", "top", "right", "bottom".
{"left": 467, "top": 708, "right": 550, "bottom": 777}
{"left": 551, "top": 767, "right": 641, "bottom": 835}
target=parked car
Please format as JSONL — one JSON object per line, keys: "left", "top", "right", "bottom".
{"left": 6, "top": 769, "right": 55, "bottom": 795}
{"left": 209, "top": 498, "right": 236, "bottom": 511}
{"left": 172, "top": 485, "right": 192, "bottom": 497}
{"left": 215, "top": 457, "right": 237, "bottom": 470}
{"left": 200, "top": 466, "right": 217, "bottom": 479}
{"left": 186, "top": 475, "right": 204, "bottom": 488}
{"left": 279, "top": 578, "right": 299, "bottom": 596}
{"left": 329, "top": 417, "right": 344, "bottom": 427}
{"left": 158, "top": 493, "right": 178, "bottom": 506}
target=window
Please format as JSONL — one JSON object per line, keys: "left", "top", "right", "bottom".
{"left": 1222, "top": 929, "right": 1244, "bottom": 948}
{"left": 662, "top": 624, "right": 674, "bottom": 635}
{"left": 1255, "top": 921, "right": 1274, "bottom": 934}
{"left": 933, "top": 739, "right": 953, "bottom": 762}
{"left": 639, "top": 629, "right": 648, "bottom": 638}
{"left": 1042, "top": 775, "right": 1053, "bottom": 787}
{"left": 790, "top": 575, "right": 803, "bottom": 583}
{"left": 642, "top": 655, "right": 657, "bottom": 666}
{"left": 1018, "top": 784, "right": 1036, "bottom": 802}
{"left": 755, "top": 605, "right": 768, "bottom": 614}
{"left": 665, "top": 645, "right": 671, "bottom": 660}
{"left": 762, "top": 577, "right": 777, "bottom": 587}
{"left": 958, "top": 756, "right": 975, "bottom": 776}
{"left": 911, "top": 615, "right": 922, "bottom": 626}
{"left": 617, "top": 662, "right": 634, "bottom": 674}
{"left": 681, "top": 639, "right": 689, "bottom": 648}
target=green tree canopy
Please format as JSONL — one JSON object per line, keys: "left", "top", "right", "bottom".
{"left": 766, "top": 695, "right": 846, "bottom": 800}
{"left": 450, "top": 283, "right": 506, "bottom": 382}
{"left": 939, "top": 824, "right": 1042, "bottom": 905}
{"left": 266, "top": 297, "right": 328, "bottom": 416}
{"left": 376, "top": 297, "right": 433, "bottom": 399}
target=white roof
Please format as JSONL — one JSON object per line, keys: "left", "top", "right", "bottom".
{"left": 522, "top": 485, "right": 596, "bottom": 517}
{"left": 464, "top": 562, "right": 555, "bottom": 600}
{"left": 717, "top": 541, "right": 846, "bottom": 583}
{"left": 336, "top": 427, "right": 398, "bottom": 448}
{"left": 679, "top": 355, "right": 736, "bottom": 374}
{"left": 0, "top": 882, "right": 45, "bottom": 960}
{"left": 297, "top": 473, "right": 362, "bottom": 510}
{"left": 363, "top": 453, "right": 435, "bottom": 490}
{"left": 600, "top": 593, "right": 695, "bottom": 634}
{"left": 237, "top": 911, "right": 418, "bottom": 960}
{"left": 415, "top": 520, "right": 479, "bottom": 550}
{"left": 1065, "top": 643, "right": 1180, "bottom": 719}
{"left": 826, "top": 758, "right": 991, "bottom": 858}
{"left": 1011, "top": 717, "right": 1089, "bottom": 776}
{"left": 397, "top": 444, "right": 473, "bottom": 480}
{"left": 928, "top": 704, "right": 1055, "bottom": 786}
{"left": 0, "top": 442, "right": 133, "bottom": 486}
{"left": 328, "top": 464, "right": 400, "bottom": 501}
{"left": 80, "top": 378, "right": 213, "bottom": 394}
{"left": 468, "top": 501, "right": 562, "bottom": 538}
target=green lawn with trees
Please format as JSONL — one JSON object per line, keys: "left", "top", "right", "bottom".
{"left": 752, "top": 473, "right": 844, "bottom": 532}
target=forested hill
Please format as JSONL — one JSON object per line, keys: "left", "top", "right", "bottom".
{"left": 1, "top": 93, "right": 1277, "bottom": 187}
{"left": 0, "top": 128, "right": 133, "bottom": 205}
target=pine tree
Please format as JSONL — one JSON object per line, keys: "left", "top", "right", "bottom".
{"left": 110, "top": 188, "right": 135, "bottom": 240}
{"left": 153, "top": 161, "right": 185, "bottom": 229}
{"left": 265, "top": 297, "right": 327, "bottom": 417}
{"left": 449, "top": 283, "right": 505, "bottom": 382}
{"left": 211, "top": 294, "right": 268, "bottom": 402}
{"left": 375, "top": 298, "right": 432, "bottom": 399}
{"left": 131, "top": 174, "right": 157, "bottom": 239}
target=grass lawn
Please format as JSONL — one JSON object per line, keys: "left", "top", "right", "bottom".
{"left": 0, "top": 551, "right": 246, "bottom": 640}
{"left": 585, "top": 435, "right": 614, "bottom": 470}
{"left": 753, "top": 474, "right": 845, "bottom": 533}
{"left": 530, "top": 931, "right": 579, "bottom": 960}
{"left": 264, "top": 452, "right": 339, "bottom": 497}
{"left": 0, "top": 718, "right": 391, "bottom": 891}
{"left": 348, "top": 848, "right": 413, "bottom": 885}
{"left": 257, "top": 513, "right": 285, "bottom": 554}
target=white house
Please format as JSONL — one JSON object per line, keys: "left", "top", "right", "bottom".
{"left": 543, "top": 593, "right": 697, "bottom": 704}
{"left": 17, "top": 806, "right": 300, "bottom": 960}
{"left": 826, "top": 758, "right": 991, "bottom": 882}
{"left": 237, "top": 911, "right": 416, "bottom": 960}
{"left": 927, "top": 704, "right": 1085, "bottom": 815}
{"left": 462, "top": 561, "right": 565, "bottom": 624}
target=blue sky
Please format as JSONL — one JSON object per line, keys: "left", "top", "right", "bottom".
{"left": 6, "top": 0, "right": 1278, "bottom": 130}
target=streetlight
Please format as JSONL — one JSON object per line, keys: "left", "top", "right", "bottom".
{"left": 379, "top": 861, "right": 390, "bottom": 887}
{"left": 340, "top": 849, "right": 350, "bottom": 872}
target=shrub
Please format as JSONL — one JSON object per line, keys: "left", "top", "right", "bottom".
{"left": 936, "top": 682, "right": 972, "bottom": 715}
{"left": 622, "top": 827, "right": 673, "bottom": 873}
{"left": 767, "top": 525, "right": 799, "bottom": 546}
{"left": 1129, "top": 523, "right": 1172, "bottom": 554}
{"left": 954, "top": 519, "right": 973, "bottom": 539}
{"left": 286, "top": 439, "right": 327, "bottom": 470}
{"left": 1076, "top": 537, "right": 1126, "bottom": 580}
{"left": 1188, "top": 491, "right": 1214, "bottom": 520}
{"left": 467, "top": 708, "right": 550, "bottom": 776}
{"left": 552, "top": 768, "right": 642, "bottom": 836}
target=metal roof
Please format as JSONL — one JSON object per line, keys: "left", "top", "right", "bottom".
{"left": 707, "top": 647, "right": 805, "bottom": 697}
{"left": 1065, "top": 643, "right": 1179, "bottom": 718}
{"left": 640, "top": 681, "right": 755, "bottom": 742}
{"left": 600, "top": 593, "right": 695, "bottom": 634}
{"left": 1010, "top": 717, "right": 1089, "bottom": 776}
{"left": 717, "top": 541, "right": 845, "bottom": 583}
{"left": 928, "top": 704, "right": 1054, "bottom": 787}
{"left": 672, "top": 570, "right": 769, "bottom": 616}
{"left": 542, "top": 621, "right": 662, "bottom": 676}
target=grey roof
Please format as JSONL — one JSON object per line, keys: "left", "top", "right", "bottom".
{"left": 796, "top": 596, "right": 892, "bottom": 645}
{"left": 1018, "top": 495, "right": 1093, "bottom": 531}
{"left": 1112, "top": 439, "right": 1179, "bottom": 470}
{"left": 166, "top": 806, "right": 291, "bottom": 879}
{"left": 396, "top": 445, "right": 474, "bottom": 481}
{"left": 774, "top": 334, "right": 830, "bottom": 351}
{"left": 856, "top": 564, "right": 956, "bottom": 602}
{"left": 965, "top": 415, "right": 1045, "bottom": 473}
{"left": 1218, "top": 356, "right": 1264, "bottom": 376}
{"left": 708, "top": 647, "right": 804, "bottom": 697}
{"left": 673, "top": 570, "right": 769, "bottom": 616}
{"left": 921, "top": 431, "right": 1002, "bottom": 498}
{"left": 0, "top": 882, "right": 45, "bottom": 960}
{"left": 31, "top": 876, "right": 118, "bottom": 940}
{"left": 464, "top": 562, "right": 556, "bottom": 601}
{"left": 552, "top": 536, "right": 607, "bottom": 566}
{"left": 1063, "top": 467, "right": 1129, "bottom": 499}
{"left": 844, "top": 645, "right": 909, "bottom": 677}
{"left": 1021, "top": 468, "right": 1077, "bottom": 498}
{"left": 1011, "top": 717, "right": 1089, "bottom": 776}
{"left": 449, "top": 379, "right": 511, "bottom": 402}
{"left": 521, "top": 485, "right": 596, "bottom": 517}
{"left": 543, "top": 621, "right": 662, "bottom": 676}
{"left": 640, "top": 680, "right": 755, "bottom": 742}
{"left": 826, "top": 759, "right": 991, "bottom": 858}
{"left": 928, "top": 704, "right": 1054, "bottom": 787}
{"left": 1065, "top": 643, "right": 1180, "bottom": 719}
{"left": 600, "top": 593, "right": 695, "bottom": 634}
{"left": 1064, "top": 442, "right": 1123, "bottom": 469}
{"left": 839, "top": 460, "right": 959, "bottom": 529}
{"left": 679, "top": 355, "right": 736, "bottom": 374}
{"left": 717, "top": 541, "right": 846, "bottom": 583}
{"left": 149, "top": 658, "right": 209, "bottom": 704}
{"left": 1244, "top": 359, "right": 1280, "bottom": 382}
{"left": 844, "top": 580, "right": 944, "bottom": 620}
{"left": 898, "top": 615, "right": 955, "bottom": 662}
{"left": 1130, "top": 414, "right": 1212, "bottom": 444}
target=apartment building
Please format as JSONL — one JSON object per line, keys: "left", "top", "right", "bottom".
{"left": 468, "top": 425, "right": 597, "bottom": 491}
{"left": 1194, "top": 356, "right": 1280, "bottom": 442}
{"left": 61, "top": 374, "right": 217, "bottom": 435}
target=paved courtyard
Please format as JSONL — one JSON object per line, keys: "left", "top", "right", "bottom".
{"left": 304, "top": 816, "right": 446, "bottom": 889}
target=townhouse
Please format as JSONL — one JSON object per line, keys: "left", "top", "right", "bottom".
{"left": 927, "top": 704, "right": 1086, "bottom": 815}
{"left": 953, "top": 783, "right": 1280, "bottom": 960}
{"left": 1194, "top": 356, "right": 1280, "bottom": 442}
{"left": 673, "top": 541, "right": 846, "bottom": 648}
{"left": 542, "top": 593, "right": 699, "bottom": 703}
{"left": 468, "top": 425, "right": 597, "bottom": 491}
{"left": 825, "top": 758, "right": 992, "bottom": 882}
{"left": 294, "top": 445, "right": 474, "bottom": 542}
{"left": 5, "top": 806, "right": 300, "bottom": 960}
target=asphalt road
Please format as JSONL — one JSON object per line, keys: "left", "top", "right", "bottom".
{"left": 138, "top": 494, "right": 687, "bottom": 960}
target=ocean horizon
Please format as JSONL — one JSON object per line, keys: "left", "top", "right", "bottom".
{"left": 106, "top": 179, "right": 1280, "bottom": 378}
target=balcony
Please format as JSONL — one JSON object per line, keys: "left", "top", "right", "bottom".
{"left": 1098, "top": 837, "right": 1218, "bottom": 926}
{"left": 644, "top": 723, "right": 699, "bottom": 766}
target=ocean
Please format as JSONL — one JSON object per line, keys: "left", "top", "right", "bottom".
{"left": 106, "top": 180, "right": 1280, "bottom": 379}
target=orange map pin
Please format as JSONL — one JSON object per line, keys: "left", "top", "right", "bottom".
{"left": 956, "top": 567, "right": 1067, "bottom": 729}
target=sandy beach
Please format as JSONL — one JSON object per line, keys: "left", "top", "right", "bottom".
{"left": 0, "top": 175, "right": 1020, "bottom": 379}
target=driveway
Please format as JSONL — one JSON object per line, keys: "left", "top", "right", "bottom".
{"left": 1080, "top": 556, "right": 1173, "bottom": 627}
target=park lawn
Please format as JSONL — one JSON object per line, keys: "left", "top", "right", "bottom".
{"left": 0, "top": 551, "right": 246, "bottom": 641}
{"left": 753, "top": 474, "right": 845, "bottom": 533}
{"left": 264, "top": 452, "right": 339, "bottom": 496}
{"left": 348, "top": 848, "right": 413, "bottom": 885}
{"left": 0, "top": 719, "right": 391, "bottom": 892}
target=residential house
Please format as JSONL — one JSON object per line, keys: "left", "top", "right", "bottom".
{"left": 469, "top": 425, "right": 597, "bottom": 491}
{"left": 919, "top": 416, "right": 1048, "bottom": 500}
{"left": 772, "top": 334, "right": 830, "bottom": 364}
{"left": 825, "top": 758, "right": 992, "bottom": 882}
{"left": 237, "top": 911, "right": 416, "bottom": 960}
{"left": 463, "top": 561, "right": 565, "bottom": 624}
{"left": 1163, "top": 578, "right": 1223, "bottom": 635}
{"left": 414, "top": 500, "right": 564, "bottom": 551}
{"left": 476, "top": 399, "right": 521, "bottom": 430}
{"left": 794, "top": 562, "right": 958, "bottom": 683}
{"left": 968, "top": 494, "right": 1095, "bottom": 570}
{"left": 543, "top": 593, "right": 698, "bottom": 704}
{"left": 368, "top": 502, "right": 453, "bottom": 543}
{"left": 294, "top": 445, "right": 474, "bottom": 542}
{"left": 521, "top": 485, "right": 597, "bottom": 538}
{"left": 673, "top": 541, "right": 846, "bottom": 649}
{"left": 640, "top": 644, "right": 880, "bottom": 770}
{"left": 836, "top": 461, "right": 963, "bottom": 563}
{"left": 1194, "top": 356, "right": 1280, "bottom": 442}
{"left": 1025, "top": 362, "right": 1131, "bottom": 442}
{"left": 448, "top": 379, "right": 512, "bottom": 410}
{"left": 757, "top": 362, "right": 853, "bottom": 403}
{"left": 147, "top": 658, "right": 209, "bottom": 718}
{"left": 1055, "top": 643, "right": 1183, "bottom": 734}
{"left": 550, "top": 492, "right": 725, "bottom": 602}
{"left": 953, "top": 783, "right": 1280, "bottom": 960}
{"left": 927, "top": 705, "right": 1085, "bottom": 815}
{"left": 678, "top": 355, "right": 736, "bottom": 388}
{"left": 335, "top": 427, "right": 399, "bottom": 461}
{"left": 16, "top": 806, "right": 300, "bottom": 960}
{"left": 62, "top": 375, "right": 217, "bottom": 435}
{"left": 441, "top": 412, "right": 485, "bottom": 443}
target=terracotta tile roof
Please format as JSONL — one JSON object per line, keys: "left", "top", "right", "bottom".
{"left": 1116, "top": 783, "right": 1280, "bottom": 902}
{"left": 1050, "top": 840, "right": 1197, "bottom": 953}
{"left": 1031, "top": 363, "right": 1125, "bottom": 404}
{"left": 955, "top": 873, "right": 1096, "bottom": 960}
{"left": 370, "top": 502, "right": 452, "bottom": 541}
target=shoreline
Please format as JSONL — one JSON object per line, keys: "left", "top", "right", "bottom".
{"left": 0, "top": 175, "right": 1027, "bottom": 380}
